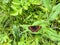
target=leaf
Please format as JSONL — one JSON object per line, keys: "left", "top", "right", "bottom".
{"left": 12, "top": 2, "right": 20, "bottom": 5}
{"left": 0, "top": 33, "right": 8, "bottom": 44}
{"left": 20, "top": 25, "right": 30, "bottom": 31}
{"left": 44, "top": 28, "right": 60, "bottom": 41}
{"left": 32, "top": 0, "right": 41, "bottom": 5}
{"left": 52, "top": 3, "right": 60, "bottom": 11}
{"left": 3, "top": 0, "right": 10, "bottom": 4}
{"left": 12, "top": 25, "right": 20, "bottom": 41}
{"left": 58, "top": 42, "right": 60, "bottom": 45}
{"left": 18, "top": 8, "right": 22, "bottom": 15}
{"left": 32, "top": 20, "right": 49, "bottom": 27}
{"left": 10, "top": 10, "right": 18, "bottom": 16}
{"left": 23, "top": 5, "right": 28, "bottom": 10}
{"left": 18, "top": 42, "right": 25, "bottom": 45}
{"left": 43, "top": 0, "right": 51, "bottom": 10}
{"left": 11, "top": 5, "right": 17, "bottom": 10}
{"left": 49, "top": 3, "right": 60, "bottom": 21}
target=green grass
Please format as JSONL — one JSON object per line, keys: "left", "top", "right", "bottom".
{"left": 0, "top": 0, "right": 60, "bottom": 45}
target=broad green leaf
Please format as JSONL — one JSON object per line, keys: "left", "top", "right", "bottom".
{"left": 49, "top": 3, "right": 60, "bottom": 21}
{"left": 32, "top": 20, "right": 49, "bottom": 26}
{"left": 10, "top": 10, "right": 18, "bottom": 16}
{"left": 0, "top": 33, "right": 9, "bottom": 44}
{"left": 44, "top": 29, "right": 60, "bottom": 41}
{"left": 32, "top": 0, "right": 41, "bottom": 5}
{"left": 43, "top": 0, "right": 51, "bottom": 10}
{"left": 52, "top": 3, "right": 60, "bottom": 11}
{"left": 12, "top": 25, "right": 20, "bottom": 41}
{"left": 12, "top": 2, "right": 20, "bottom": 5}
{"left": 13, "top": 0, "right": 20, "bottom": 3}
{"left": 18, "top": 42, "right": 25, "bottom": 45}
{"left": 11, "top": 5, "right": 17, "bottom": 10}
{"left": 18, "top": 8, "right": 22, "bottom": 15}
{"left": 31, "top": 42, "right": 36, "bottom": 45}
{"left": 23, "top": 5, "right": 28, "bottom": 10}
{"left": 58, "top": 42, "right": 60, "bottom": 45}
{"left": 3, "top": 0, "right": 10, "bottom": 4}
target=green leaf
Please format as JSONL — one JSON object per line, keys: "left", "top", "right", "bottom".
{"left": 58, "top": 42, "right": 60, "bottom": 45}
{"left": 12, "top": 25, "right": 20, "bottom": 41}
{"left": 43, "top": 0, "right": 51, "bottom": 10}
{"left": 11, "top": 5, "right": 17, "bottom": 10}
{"left": 18, "top": 8, "right": 22, "bottom": 15}
{"left": 32, "top": 0, "right": 41, "bottom": 5}
{"left": 0, "top": 33, "right": 8, "bottom": 44}
{"left": 10, "top": 10, "right": 18, "bottom": 16}
{"left": 23, "top": 5, "right": 28, "bottom": 10}
{"left": 32, "top": 20, "right": 49, "bottom": 27}
{"left": 12, "top": 2, "right": 20, "bottom": 5}
{"left": 49, "top": 3, "right": 60, "bottom": 21}
{"left": 44, "top": 28, "right": 60, "bottom": 41}
{"left": 3, "top": 0, "right": 10, "bottom": 4}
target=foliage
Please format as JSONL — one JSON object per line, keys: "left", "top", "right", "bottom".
{"left": 0, "top": 0, "right": 60, "bottom": 45}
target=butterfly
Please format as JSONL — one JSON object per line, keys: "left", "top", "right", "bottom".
{"left": 28, "top": 26, "right": 42, "bottom": 32}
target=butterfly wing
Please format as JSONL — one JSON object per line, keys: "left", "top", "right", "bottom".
{"left": 28, "top": 26, "right": 41, "bottom": 32}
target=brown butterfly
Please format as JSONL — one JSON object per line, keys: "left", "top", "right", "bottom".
{"left": 28, "top": 26, "right": 42, "bottom": 32}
